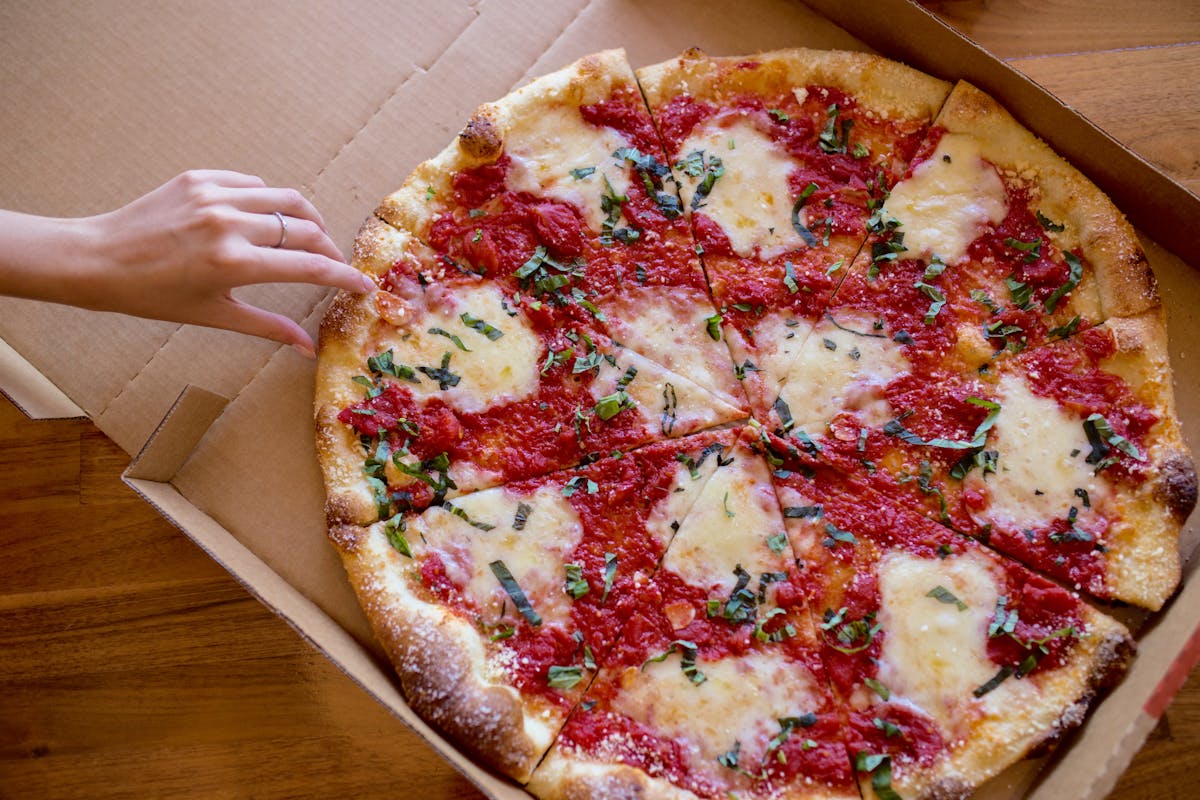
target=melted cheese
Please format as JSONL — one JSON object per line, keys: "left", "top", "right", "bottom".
{"left": 883, "top": 133, "right": 1008, "bottom": 264}
{"left": 377, "top": 282, "right": 541, "bottom": 414}
{"left": 776, "top": 311, "right": 909, "bottom": 431}
{"left": 612, "top": 651, "right": 823, "bottom": 764}
{"left": 977, "top": 372, "right": 1111, "bottom": 530}
{"left": 661, "top": 453, "right": 790, "bottom": 594}
{"left": 875, "top": 550, "right": 1007, "bottom": 735}
{"left": 645, "top": 462, "right": 718, "bottom": 554}
{"left": 505, "top": 105, "right": 633, "bottom": 232}
{"left": 413, "top": 485, "right": 583, "bottom": 628}
{"left": 599, "top": 285, "right": 742, "bottom": 404}
{"left": 676, "top": 118, "right": 804, "bottom": 259}
{"left": 588, "top": 347, "right": 742, "bottom": 437}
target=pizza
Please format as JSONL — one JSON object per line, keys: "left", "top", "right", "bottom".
{"left": 313, "top": 48, "right": 1196, "bottom": 800}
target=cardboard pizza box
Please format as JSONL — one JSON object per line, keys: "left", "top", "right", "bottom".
{"left": 2, "top": 1, "right": 1198, "bottom": 798}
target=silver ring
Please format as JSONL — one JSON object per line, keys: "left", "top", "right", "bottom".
{"left": 272, "top": 211, "right": 288, "bottom": 248}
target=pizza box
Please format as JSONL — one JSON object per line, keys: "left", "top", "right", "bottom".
{"left": 1, "top": 1, "right": 1197, "bottom": 797}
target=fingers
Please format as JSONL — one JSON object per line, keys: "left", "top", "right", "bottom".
{"left": 234, "top": 243, "right": 373, "bottom": 294}
{"left": 209, "top": 297, "right": 317, "bottom": 356}
{"left": 219, "top": 186, "right": 329, "bottom": 231}
{"left": 240, "top": 210, "right": 347, "bottom": 264}
{"left": 175, "top": 169, "right": 267, "bottom": 190}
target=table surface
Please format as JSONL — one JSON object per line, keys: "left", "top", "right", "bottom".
{"left": 2, "top": 2, "right": 1199, "bottom": 798}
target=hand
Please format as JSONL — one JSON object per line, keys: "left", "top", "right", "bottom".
{"left": 0, "top": 170, "right": 373, "bottom": 356}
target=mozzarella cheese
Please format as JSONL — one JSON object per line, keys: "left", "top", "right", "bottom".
{"left": 376, "top": 282, "right": 541, "bottom": 414}
{"left": 412, "top": 485, "right": 584, "bottom": 628}
{"left": 875, "top": 550, "right": 1019, "bottom": 736}
{"left": 883, "top": 133, "right": 1008, "bottom": 265}
{"left": 506, "top": 105, "right": 634, "bottom": 232}
{"left": 612, "top": 651, "right": 824, "bottom": 765}
{"left": 775, "top": 310, "right": 909, "bottom": 432}
{"left": 661, "top": 452, "right": 790, "bottom": 594}
{"left": 599, "top": 284, "right": 742, "bottom": 404}
{"left": 976, "top": 371, "right": 1111, "bottom": 531}
{"left": 676, "top": 117, "right": 805, "bottom": 259}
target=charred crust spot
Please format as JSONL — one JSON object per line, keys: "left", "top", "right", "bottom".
{"left": 459, "top": 109, "right": 504, "bottom": 161}
{"left": 1159, "top": 452, "right": 1199, "bottom": 522}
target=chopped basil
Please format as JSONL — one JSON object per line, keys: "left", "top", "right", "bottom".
{"left": 723, "top": 492, "right": 736, "bottom": 519}
{"left": 791, "top": 182, "right": 820, "bottom": 247}
{"left": 460, "top": 312, "right": 504, "bottom": 341}
{"left": 970, "top": 288, "right": 999, "bottom": 314}
{"left": 417, "top": 352, "right": 461, "bottom": 390}
{"left": 873, "top": 717, "right": 903, "bottom": 738}
{"left": 1036, "top": 210, "right": 1066, "bottom": 232}
{"left": 1048, "top": 315, "right": 1082, "bottom": 340}
{"left": 513, "top": 501, "right": 532, "bottom": 530}
{"left": 764, "top": 714, "right": 818, "bottom": 760}
{"left": 717, "top": 741, "right": 743, "bottom": 772}
{"left": 428, "top": 326, "right": 470, "bottom": 352}
{"left": 569, "top": 166, "right": 595, "bottom": 180}
{"left": 367, "top": 348, "right": 420, "bottom": 384}
{"left": 926, "top": 585, "right": 968, "bottom": 611}
{"left": 826, "top": 312, "right": 886, "bottom": 339}
{"left": 767, "top": 532, "right": 790, "bottom": 554}
{"left": 774, "top": 396, "right": 795, "bottom": 433}
{"left": 914, "top": 281, "right": 946, "bottom": 324}
{"left": 973, "top": 665, "right": 1014, "bottom": 697}
{"left": 822, "top": 609, "right": 881, "bottom": 654}
{"left": 768, "top": 108, "right": 789, "bottom": 122}
{"left": 822, "top": 338, "right": 837, "bottom": 351}
{"left": 572, "top": 350, "right": 604, "bottom": 374}
{"left": 733, "top": 359, "right": 761, "bottom": 381}
{"left": 1004, "top": 236, "right": 1042, "bottom": 262}
{"left": 1045, "top": 251, "right": 1083, "bottom": 312}
{"left": 704, "top": 312, "right": 723, "bottom": 341}
{"left": 562, "top": 476, "right": 598, "bottom": 497}
{"left": 489, "top": 560, "right": 541, "bottom": 626}
{"left": 602, "top": 552, "right": 617, "bottom": 604}
{"left": 884, "top": 397, "right": 1001, "bottom": 451}
{"left": 783, "top": 260, "right": 800, "bottom": 294}
{"left": 443, "top": 502, "right": 495, "bottom": 531}
{"left": 383, "top": 513, "right": 412, "bottom": 557}
{"left": 661, "top": 382, "right": 678, "bottom": 436}
{"left": 614, "top": 146, "right": 681, "bottom": 219}
{"left": 563, "top": 563, "right": 589, "bottom": 599}
{"left": 594, "top": 389, "right": 635, "bottom": 421}
{"left": 891, "top": 330, "right": 915, "bottom": 345}
{"left": 642, "top": 639, "right": 705, "bottom": 685}
{"left": 1005, "top": 274, "right": 1034, "bottom": 310}
{"left": 783, "top": 505, "right": 823, "bottom": 519}
{"left": 1083, "top": 413, "right": 1144, "bottom": 464}
{"left": 864, "top": 677, "right": 890, "bottom": 700}
{"left": 818, "top": 103, "right": 852, "bottom": 155}
{"left": 424, "top": 185, "right": 436, "bottom": 201}
{"left": 547, "top": 665, "right": 584, "bottom": 689}
{"left": 822, "top": 522, "right": 857, "bottom": 548}
{"left": 676, "top": 150, "right": 725, "bottom": 210}
{"left": 949, "top": 448, "right": 999, "bottom": 481}
{"left": 856, "top": 753, "right": 903, "bottom": 800}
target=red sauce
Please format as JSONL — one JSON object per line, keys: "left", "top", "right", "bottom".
{"left": 983, "top": 560, "right": 1085, "bottom": 673}
{"left": 580, "top": 88, "right": 663, "bottom": 155}
{"left": 846, "top": 706, "right": 944, "bottom": 770}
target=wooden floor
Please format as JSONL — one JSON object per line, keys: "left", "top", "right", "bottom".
{"left": 2, "top": 2, "right": 1199, "bottom": 798}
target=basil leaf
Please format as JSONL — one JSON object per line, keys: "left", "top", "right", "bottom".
{"left": 1045, "top": 251, "right": 1083, "bottom": 312}
{"left": 594, "top": 390, "right": 634, "bottom": 421}
{"left": 926, "top": 585, "right": 968, "bottom": 611}
{"left": 547, "top": 665, "right": 584, "bottom": 689}
{"left": 563, "top": 563, "right": 589, "bottom": 599}
{"left": 489, "top": 560, "right": 541, "bottom": 626}
{"left": 791, "top": 182, "right": 820, "bottom": 247}
{"left": 513, "top": 502, "right": 532, "bottom": 531}
{"left": 460, "top": 312, "right": 504, "bottom": 341}
{"left": 602, "top": 552, "right": 617, "bottom": 604}
{"left": 705, "top": 312, "right": 722, "bottom": 341}
{"left": 972, "top": 665, "right": 1014, "bottom": 697}
{"left": 428, "top": 327, "right": 470, "bottom": 352}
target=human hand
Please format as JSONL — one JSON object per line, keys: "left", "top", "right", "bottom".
{"left": 1, "top": 170, "right": 372, "bottom": 356}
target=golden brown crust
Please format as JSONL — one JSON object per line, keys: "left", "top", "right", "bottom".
{"left": 637, "top": 47, "right": 951, "bottom": 122}
{"left": 935, "top": 81, "right": 1160, "bottom": 319}
{"left": 329, "top": 522, "right": 552, "bottom": 783}
{"left": 528, "top": 750, "right": 704, "bottom": 800}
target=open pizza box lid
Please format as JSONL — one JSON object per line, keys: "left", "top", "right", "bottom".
{"left": 2, "top": 1, "right": 1198, "bottom": 797}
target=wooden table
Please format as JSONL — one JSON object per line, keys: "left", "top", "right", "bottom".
{"left": 1, "top": 2, "right": 1198, "bottom": 797}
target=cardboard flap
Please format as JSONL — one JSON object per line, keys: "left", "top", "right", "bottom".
{"left": 126, "top": 385, "right": 229, "bottom": 483}
{"left": 804, "top": 0, "right": 1200, "bottom": 267}
{"left": 0, "top": 335, "right": 85, "bottom": 420}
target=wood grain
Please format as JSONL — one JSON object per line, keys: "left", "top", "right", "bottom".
{"left": 2, "top": 4, "right": 1199, "bottom": 799}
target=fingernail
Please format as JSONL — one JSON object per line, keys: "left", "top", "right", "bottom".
{"left": 291, "top": 341, "right": 317, "bottom": 359}
{"left": 360, "top": 274, "right": 376, "bottom": 293}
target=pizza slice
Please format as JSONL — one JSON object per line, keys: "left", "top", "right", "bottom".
{"left": 325, "top": 431, "right": 735, "bottom": 784}
{"left": 528, "top": 428, "right": 858, "bottom": 800}
{"left": 764, "top": 296, "right": 1194, "bottom": 610}
{"left": 372, "top": 49, "right": 744, "bottom": 408}
{"left": 767, "top": 440, "right": 1133, "bottom": 800}
{"left": 315, "top": 219, "right": 745, "bottom": 525}
{"left": 636, "top": 48, "right": 951, "bottom": 419}
{"left": 839, "top": 80, "right": 1159, "bottom": 372}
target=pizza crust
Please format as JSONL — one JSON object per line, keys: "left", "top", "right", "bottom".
{"left": 377, "top": 48, "right": 640, "bottom": 236}
{"left": 934, "top": 81, "right": 1159, "bottom": 320}
{"left": 329, "top": 522, "right": 560, "bottom": 783}
{"left": 637, "top": 47, "right": 951, "bottom": 123}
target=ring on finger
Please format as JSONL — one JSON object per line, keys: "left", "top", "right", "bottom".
{"left": 272, "top": 211, "right": 288, "bottom": 248}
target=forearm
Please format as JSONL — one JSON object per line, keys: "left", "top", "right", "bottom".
{"left": 0, "top": 210, "right": 109, "bottom": 309}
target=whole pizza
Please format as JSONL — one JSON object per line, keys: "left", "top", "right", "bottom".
{"left": 313, "top": 48, "right": 1197, "bottom": 800}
